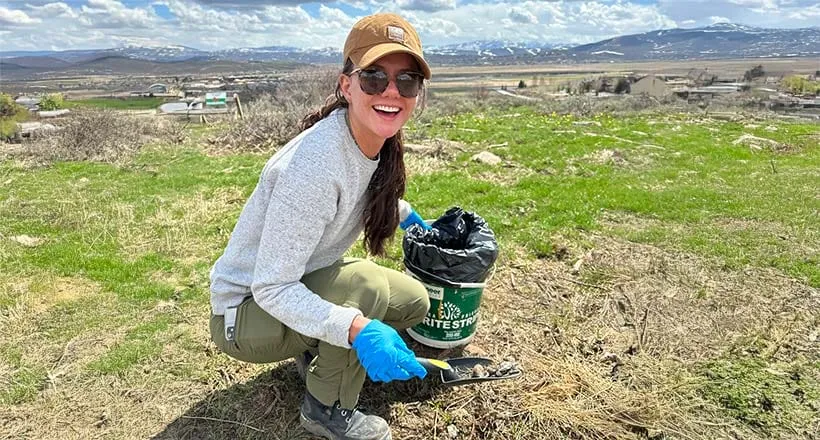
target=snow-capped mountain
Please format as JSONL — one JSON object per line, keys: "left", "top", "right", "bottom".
{"left": 1, "top": 23, "right": 817, "bottom": 76}
{"left": 108, "top": 44, "right": 207, "bottom": 62}
{"left": 572, "top": 23, "right": 820, "bottom": 60}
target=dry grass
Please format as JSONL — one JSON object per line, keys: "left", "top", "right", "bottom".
{"left": 404, "top": 138, "right": 467, "bottom": 176}
{"left": 2, "top": 109, "right": 187, "bottom": 165}
{"left": 208, "top": 68, "right": 338, "bottom": 154}
{"left": 1, "top": 236, "right": 798, "bottom": 440}
{"left": 114, "top": 188, "right": 246, "bottom": 263}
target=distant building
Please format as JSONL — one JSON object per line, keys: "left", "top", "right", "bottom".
{"left": 15, "top": 96, "right": 40, "bottom": 111}
{"left": 148, "top": 83, "right": 168, "bottom": 94}
{"left": 630, "top": 75, "right": 670, "bottom": 97}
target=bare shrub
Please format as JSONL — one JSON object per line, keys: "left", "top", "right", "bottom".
{"left": 18, "top": 109, "right": 185, "bottom": 164}
{"left": 538, "top": 94, "right": 686, "bottom": 117}
{"left": 210, "top": 68, "right": 337, "bottom": 153}
{"left": 708, "top": 92, "right": 768, "bottom": 110}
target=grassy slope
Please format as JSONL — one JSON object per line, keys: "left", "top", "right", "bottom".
{"left": 0, "top": 108, "right": 817, "bottom": 439}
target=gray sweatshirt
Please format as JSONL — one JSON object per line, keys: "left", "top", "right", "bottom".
{"left": 209, "top": 108, "right": 379, "bottom": 349}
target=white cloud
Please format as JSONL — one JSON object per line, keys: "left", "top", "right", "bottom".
{"left": 318, "top": 4, "right": 356, "bottom": 29}
{"left": 0, "top": 0, "right": 817, "bottom": 52}
{"left": 80, "top": 0, "right": 161, "bottom": 29}
{"left": 396, "top": 0, "right": 456, "bottom": 13}
{"left": 413, "top": 17, "right": 461, "bottom": 37}
{"left": 727, "top": 0, "right": 779, "bottom": 12}
{"left": 0, "top": 6, "right": 42, "bottom": 25}
{"left": 25, "top": 2, "right": 78, "bottom": 19}
{"left": 709, "top": 15, "right": 731, "bottom": 23}
{"left": 509, "top": 6, "right": 538, "bottom": 24}
{"left": 787, "top": 3, "right": 820, "bottom": 19}
{"left": 261, "top": 5, "right": 311, "bottom": 24}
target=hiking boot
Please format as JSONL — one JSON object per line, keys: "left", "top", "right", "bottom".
{"left": 299, "top": 391, "right": 391, "bottom": 440}
{"left": 294, "top": 350, "right": 315, "bottom": 381}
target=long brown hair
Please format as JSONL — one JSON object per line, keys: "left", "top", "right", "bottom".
{"left": 301, "top": 59, "right": 423, "bottom": 256}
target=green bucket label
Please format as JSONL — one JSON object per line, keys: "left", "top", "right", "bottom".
{"left": 410, "top": 280, "right": 484, "bottom": 346}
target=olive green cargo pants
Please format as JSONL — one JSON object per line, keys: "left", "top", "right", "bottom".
{"left": 210, "top": 258, "right": 429, "bottom": 408}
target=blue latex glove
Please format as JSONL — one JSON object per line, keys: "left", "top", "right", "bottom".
{"left": 351, "top": 319, "right": 427, "bottom": 382}
{"left": 400, "top": 209, "right": 432, "bottom": 231}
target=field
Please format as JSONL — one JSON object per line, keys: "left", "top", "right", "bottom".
{"left": 1, "top": 103, "right": 818, "bottom": 439}
{"left": 63, "top": 97, "right": 166, "bottom": 110}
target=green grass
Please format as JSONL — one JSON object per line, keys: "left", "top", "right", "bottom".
{"left": 87, "top": 317, "right": 171, "bottom": 374}
{"left": 410, "top": 108, "right": 819, "bottom": 285}
{"left": 63, "top": 97, "right": 165, "bottom": 110}
{"left": 698, "top": 357, "right": 820, "bottom": 435}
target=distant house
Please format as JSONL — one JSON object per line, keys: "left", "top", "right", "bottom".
{"left": 130, "top": 83, "right": 175, "bottom": 97}
{"left": 15, "top": 96, "right": 40, "bottom": 111}
{"left": 630, "top": 75, "right": 670, "bottom": 97}
{"left": 148, "top": 83, "right": 168, "bottom": 94}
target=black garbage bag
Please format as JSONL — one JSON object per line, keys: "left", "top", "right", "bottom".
{"left": 403, "top": 206, "right": 499, "bottom": 284}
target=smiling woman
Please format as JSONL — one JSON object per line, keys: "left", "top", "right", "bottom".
{"left": 207, "top": 12, "right": 433, "bottom": 440}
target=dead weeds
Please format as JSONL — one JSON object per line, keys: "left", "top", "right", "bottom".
{"left": 404, "top": 138, "right": 466, "bottom": 176}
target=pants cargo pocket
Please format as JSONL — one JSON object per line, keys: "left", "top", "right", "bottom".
{"left": 228, "top": 297, "right": 315, "bottom": 364}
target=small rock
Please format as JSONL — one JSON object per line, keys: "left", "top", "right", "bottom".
{"left": 573, "top": 120, "right": 602, "bottom": 127}
{"left": 471, "top": 364, "right": 487, "bottom": 378}
{"left": 571, "top": 257, "right": 584, "bottom": 274}
{"left": 446, "top": 424, "right": 458, "bottom": 439}
{"left": 78, "top": 177, "right": 90, "bottom": 184}
{"left": 10, "top": 235, "right": 44, "bottom": 247}
{"left": 471, "top": 151, "right": 502, "bottom": 165}
{"left": 765, "top": 125, "right": 778, "bottom": 132}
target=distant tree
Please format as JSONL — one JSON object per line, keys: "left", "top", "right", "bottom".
{"left": 518, "top": 80, "right": 527, "bottom": 89}
{"left": 596, "top": 78, "right": 610, "bottom": 93}
{"left": 743, "top": 64, "right": 765, "bottom": 81}
{"left": 39, "top": 93, "right": 64, "bottom": 111}
{"left": 614, "top": 78, "right": 630, "bottom": 94}
{"left": 578, "top": 80, "right": 593, "bottom": 94}
{"left": 0, "top": 93, "right": 23, "bottom": 117}
{"left": 781, "top": 75, "right": 820, "bottom": 95}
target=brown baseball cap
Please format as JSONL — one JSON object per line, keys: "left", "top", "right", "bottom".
{"left": 343, "top": 13, "right": 432, "bottom": 80}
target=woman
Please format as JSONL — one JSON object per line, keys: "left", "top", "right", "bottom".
{"left": 208, "top": 13, "right": 432, "bottom": 440}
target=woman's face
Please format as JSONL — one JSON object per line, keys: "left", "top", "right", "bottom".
{"left": 340, "top": 52, "right": 420, "bottom": 149}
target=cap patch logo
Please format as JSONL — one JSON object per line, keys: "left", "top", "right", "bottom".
{"left": 387, "top": 25, "right": 405, "bottom": 43}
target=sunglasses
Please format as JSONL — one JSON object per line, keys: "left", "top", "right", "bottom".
{"left": 351, "top": 67, "right": 424, "bottom": 98}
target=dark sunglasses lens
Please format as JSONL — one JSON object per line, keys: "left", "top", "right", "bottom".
{"left": 396, "top": 73, "right": 421, "bottom": 98}
{"left": 359, "top": 70, "right": 389, "bottom": 95}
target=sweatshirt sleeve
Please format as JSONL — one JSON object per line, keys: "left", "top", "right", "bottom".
{"left": 250, "top": 153, "right": 362, "bottom": 349}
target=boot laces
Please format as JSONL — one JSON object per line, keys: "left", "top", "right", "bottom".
{"left": 334, "top": 402, "right": 357, "bottom": 424}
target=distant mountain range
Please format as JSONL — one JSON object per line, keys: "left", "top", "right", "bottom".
{"left": 1, "top": 23, "right": 817, "bottom": 79}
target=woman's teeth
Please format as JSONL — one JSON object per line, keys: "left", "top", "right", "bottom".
{"left": 374, "top": 105, "right": 400, "bottom": 113}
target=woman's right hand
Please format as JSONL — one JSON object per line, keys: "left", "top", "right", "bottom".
{"left": 351, "top": 319, "right": 427, "bottom": 382}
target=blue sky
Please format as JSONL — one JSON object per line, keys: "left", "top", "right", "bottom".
{"left": 0, "top": 0, "right": 818, "bottom": 52}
